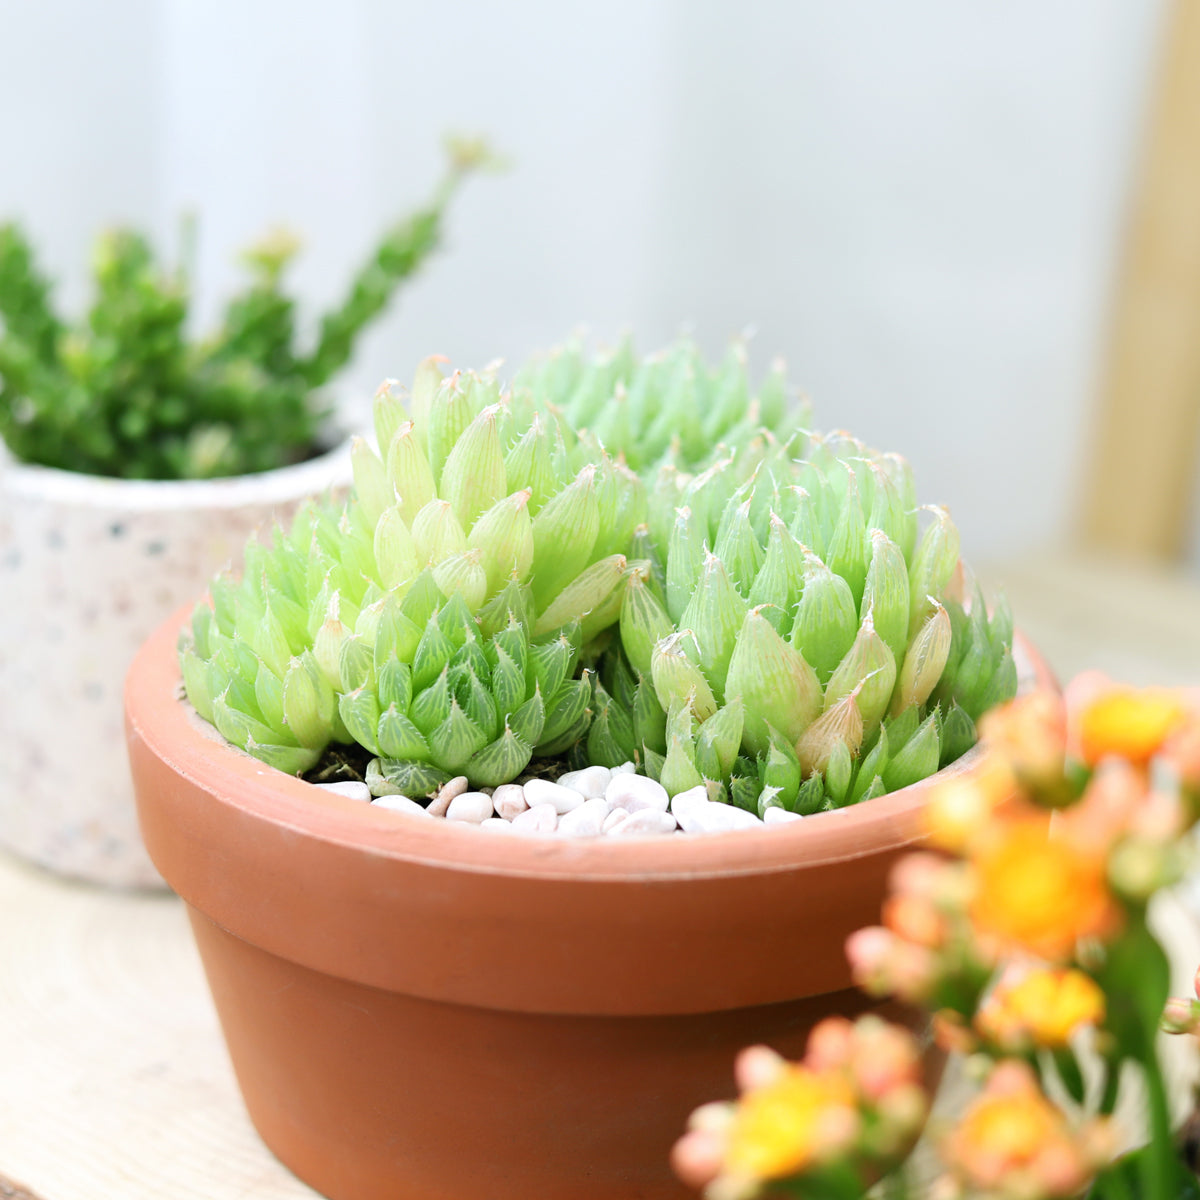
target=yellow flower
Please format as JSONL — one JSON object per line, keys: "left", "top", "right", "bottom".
{"left": 969, "top": 820, "right": 1120, "bottom": 961}
{"left": 1078, "top": 688, "right": 1189, "bottom": 768}
{"left": 924, "top": 753, "right": 1020, "bottom": 853}
{"left": 976, "top": 967, "right": 1105, "bottom": 1049}
{"left": 724, "top": 1065, "right": 858, "bottom": 1181}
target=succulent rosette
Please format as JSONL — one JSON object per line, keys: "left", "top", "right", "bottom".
{"left": 179, "top": 356, "right": 647, "bottom": 794}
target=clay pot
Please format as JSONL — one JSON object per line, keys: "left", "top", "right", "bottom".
{"left": 0, "top": 440, "right": 350, "bottom": 888}
{"left": 126, "top": 609, "right": 1052, "bottom": 1200}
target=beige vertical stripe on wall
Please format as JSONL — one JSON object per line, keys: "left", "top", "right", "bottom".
{"left": 1082, "top": 0, "right": 1200, "bottom": 561}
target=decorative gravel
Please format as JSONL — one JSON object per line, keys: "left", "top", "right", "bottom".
{"left": 315, "top": 762, "right": 807, "bottom": 837}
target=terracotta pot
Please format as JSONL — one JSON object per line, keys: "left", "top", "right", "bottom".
{"left": 127, "top": 609, "right": 1053, "bottom": 1200}
{"left": 0, "top": 439, "right": 350, "bottom": 888}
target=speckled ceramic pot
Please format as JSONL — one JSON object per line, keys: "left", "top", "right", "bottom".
{"left": 127, "top": 607, "right": 1053, "bottom": 1200}
{"left": 0, "top": 440, "right": 351, "bottom": 888}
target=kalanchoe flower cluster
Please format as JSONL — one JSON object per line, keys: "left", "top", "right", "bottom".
{"left": 604, "top": 424, "right": 1016, "bottom": 815}
{"left": 676, "top": 680, "right": 1200, "bottom": 1200}
{"left": 179, "top": 356, "right": 647, "bottom": 792}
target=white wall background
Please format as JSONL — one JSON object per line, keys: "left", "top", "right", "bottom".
{"left": 0, "top": 0, "right": 1170, "bottom": 563}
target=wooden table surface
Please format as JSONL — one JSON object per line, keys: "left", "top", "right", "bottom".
{"left": 3, "top": 548, "right": 1200, "bottom": 1199}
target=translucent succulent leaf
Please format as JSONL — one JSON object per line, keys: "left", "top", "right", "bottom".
{"left": 282, "top": 652, "right": 336, "bottom": 749}
{"left": 375, "top": 758, "right": 451, "bottom": 798}
{"left": 477, "top": 580, "right": 535, "bottom": 641}
{"left": 862, "top": 530, "right": 909, "bottom": 667}
{"left": 351, "top": 437, "right": 392, "bottom": 527}
{"left": 411, "top": 615, "right": 456, "bottom": 692}
{"left": 678, "top": 551, "right": 746, "bottom": 700}
{"left": 373, "top": 505, "right": 420, "bottom": 591}
{"left": 758, "top": 726, "right": 801, "bottom": 810}
{"left": 651, "top": 631, "right": 718, "bottom": 722}
{"left": 373, "top": 595, "right": 423, "bottom": 668}
{"left": 536, "top": 675, "right": 592, "bottom": 753}
{"left": 509, "top": 686, "right": 546, "bottom": 746}
{"left": 412, "top": 499, "right": 468, "bottom": 566}
{"left": 376, "top": 654, "right": 413, "bottom": 715}
{"left": 728, "top": 772, "right": 761, "bottom": 814}
{"left": 892, "top": 601, "right": 952, "bottom": 715}
{"left": 823, "top": 613, "right": 897, "bottom": 735}
{"left": 464, "top": 725, "right": 533, "bottom": 788}
{"left": 694, "top": 697, "right": 744, "bottom": 782}
{"left": 790, "top": 555, "right": 858, "bottom": 686}
{"left": 665, "top": 505, "right": 706, "bottom": 624}
{"left": 939, "top": 702, "right": 978, "bottom": 768}
{"left": 410, "top": 665, "right": 453, "bottom": 735}
{"left": 535, "top": 553, "right": 628, "bottom": 637}
{"left": 883, "top": 704, "right": 920, "bottom": 755}
{"left": 824, "top": 472, "right": 868, "bottom": 609}
{"left": 793, "top": 773, "right": 826, "bottom": 815}
{"left": 441, "top": 404, "right": 508, "bottom": 530}
{"left": 880, "top": 452, "right": 919, "bottom": 563}
{"left": 338, "top": 634, "right": 374, "bottom": 694}
{"left": 527, "top": 633, "right": 576, "bottom": 702}
{"left": 213, "top": 690, "right": 283, "bottom": 753}
{"left": 530, "top": 465, "right": 602, "bottom": 611}
{"left": 503, "top": 413, "right": 564, "bottom": 516}
{"left": 372, "top": 381, "right": 407, "bottom": 467}
{"left": 907, "top": 506, "right": 960, "bottom": 637}
{"left": 747, "top": 515, "right": 807, "bottom": 637}
{"left": 587, "top": 678, "right": 637, "bottom": 767}
{"left": 338, "top": 688, "right": 382, "bottom": 756}
{"left": 881, "top": 711, "right": 940, "bottom": 792}
{"left": 254, "top": 661, "right": 286, "bottom": 732}
{"left": 385, "top": 420, "right": 437, "bottom": 526}
{"left": 428, "top": 700, "right": 488, "bottom": 772}
{"left": 313, "top": 595, "right": 352, "bottom": 690}
{"left": 592, "top": 462, "right": 647, "bottom": 560}
{"left": 180, "top": 647, "right": 215, "bottom": 723}
{"left": 431, "top": 550, "right": 488, "bottom": 612}
{"left": 190, "top": 599, "right": 215, "bottom": 660}
{"left": 632, "top": 673, "right": 668, "bottom": 757}
{"left": 711, "top": 499, "right": 763, "bottom": 599}
{"left": 456, "top": 666, "right": 500, "bottom": 742}
{"left": 245, "top": 739, "right": 320, "bottom": 776}
{"left": 824, "top": 740, "right": 853, "bottom": 806}
{"left": 620, "top": 570, "right": 675, "bottom": 676}
{"left": 660, "top": 731, "right": 704, "bottom": 798}
{"left": 426, "top": 371, "right": 482, "bottom": 487}
{"left": 467, "top": 489, "right": 535, "bottom": 597}
{"left": 407, "top": 354, "right": 447, "bottom": 455}
{"left": 725, "top": 608, "right": 822, "bottom": 756}
{"left": 850, "top": 728, "right": 889, "bottom": 805}
{"left": 796, "top": 688, "right": 865, "bottom": 778}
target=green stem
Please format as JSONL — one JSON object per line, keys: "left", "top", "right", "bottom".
{"left": 1138, "top": 1044, "right": 1175, "bottom": 1200}
{"left": 1099, "top": 1058, "right": 1122, "bottom": 1116}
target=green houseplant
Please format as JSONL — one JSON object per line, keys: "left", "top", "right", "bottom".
{"left": 0, "top": 138, "right": 493, "bottom": 886}
{"left": 125, "top": 340, "right": 1041, "bottom": 1200}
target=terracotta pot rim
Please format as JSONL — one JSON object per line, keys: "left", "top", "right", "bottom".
{"left": 0, "top": 434, "right": 352, "bottom": 511}
{"left": 129, "top": 608, "right": 1052, "bottom": 886}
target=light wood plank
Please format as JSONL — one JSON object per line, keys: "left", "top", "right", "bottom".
{"left": 1081, "top": 0, "right": 1200, "bottom": 561}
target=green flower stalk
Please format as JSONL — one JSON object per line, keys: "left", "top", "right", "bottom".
{"left": 179, "top": 359, "right": 645, "bottom": 794}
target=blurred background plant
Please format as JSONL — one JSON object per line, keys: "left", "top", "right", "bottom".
{"left": 0, "top": 135, "right": 497, "bottom": 479}
{"left": 672, "top": 679, "right": 1200, "bottom": 1200}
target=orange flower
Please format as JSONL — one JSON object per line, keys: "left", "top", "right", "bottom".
{"left": 975, "top": 966, "right": 1105, "bottom": 1050}
{"left": 1078, "top": 687, "right": 1189, "bottom": 768}
{"left": 925, "top": 753, "right": 1021, "bottom": 853}
{"left": 969, "top": 819, "right": 1121, "bottom": 961}
{"left": 979, "top": 692, "right": 1068, "bottom": 793}
{"left": 940, "top": 1061, "right": 1110, "bottom": 1197}
{"left": 723, "top": 1063, "right": 859, "bottom": 1181}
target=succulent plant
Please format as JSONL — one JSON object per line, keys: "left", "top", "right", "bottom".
{"left": 599, "top": 424, "right": 1017, "bottom": 816}
{"left": 179, "top": 357, "right": 647, "bottom": 794}
{"left": 0, "top": 136, "right": 496, "bottom": 480}
{"left": 179, "top": 338, "right": 1017, "bottom": 813}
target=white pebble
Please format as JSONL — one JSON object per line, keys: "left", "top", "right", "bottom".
{"left": 557, "top": 797, "right": 610, "bottom": 838}
{"left": 315, "top": 781, "right": 372, "bottom": 803}
{"left": 614, "top": 761, "right": 637, "bottom": 774}
{"left": 492, "top": 783, "right": 528, "bottom": 821}
{"left": 556, "top": 765, "right": 612, "bottom": 799}
{"left": 605, "top": 772, "right": 669, "bottom": 813}
{"left": 479, "top": 817, "right": 516, "bottom": 833}
{"left": 523, "top": 778, "right": 585, "bottom": 814}
{"left": 601, "top": 808, "right": 628, "bottom": 833}
{"left": 688, "top": 803, "right": 764, "bottom": 833}
{"left": 511, "top": 802, "right": 559, "bottom": 834}
{"left": 606, "top": 809, "right": 678, "bottom": 837}
{"left": 446, "top": 792, "right": 494, "bottom": 824}
{"left": 669, "top": 785, "right": 710, "bottom": 824}
{"left": 427, "top": 776, "right": 467, "bottom": 816}
{"left": 371, "top": 795, "right": 431, "bottom": 817}
{"left": 763, "top": 806, "right": 805, "bottom": 825}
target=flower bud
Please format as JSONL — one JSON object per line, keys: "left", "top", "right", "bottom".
{"left": 725, "top": 607, "right": 822, "bottom": 756}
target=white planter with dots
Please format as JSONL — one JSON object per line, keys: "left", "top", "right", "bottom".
{"left": 0, "top": 440, "right": 351, "bottom": 888}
